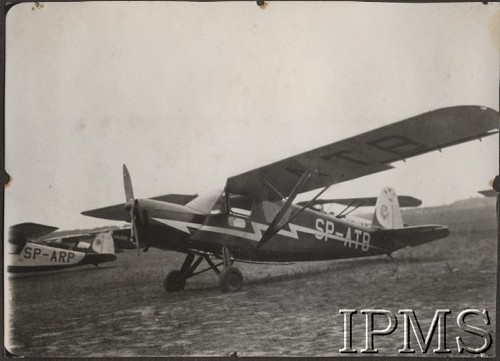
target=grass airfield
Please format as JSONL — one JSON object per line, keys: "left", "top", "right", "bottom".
{"left": 5, "top": 197, "right": 497, "bottom": 357}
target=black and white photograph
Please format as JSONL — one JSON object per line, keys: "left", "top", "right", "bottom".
{"left": 3, "top": 1, "right": 499, "bottom": 357}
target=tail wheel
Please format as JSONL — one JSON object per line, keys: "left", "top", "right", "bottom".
{"left": 219, "top": 266, "right": 244, "bottom": 292}
{"left": 163, "top": 270, "right": 186, "bottom": 292}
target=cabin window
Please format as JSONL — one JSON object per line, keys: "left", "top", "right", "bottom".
{"left": 209, "top": 198, "right": 224, "bottom": 214}
{"left": 228, "top": 195, "right": 254, "bottom": 218}
{"left": 230, "top": 207, "right": 251, "bottom": 217}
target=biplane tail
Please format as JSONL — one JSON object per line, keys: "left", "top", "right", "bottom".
{"left": 372, "top": 186, "right": 404, "bottom": 229}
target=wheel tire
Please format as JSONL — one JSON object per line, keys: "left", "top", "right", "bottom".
{"left": 163, "top": 270, "right": 186, "bottom": 292}
{"left": 219, "top": 266, "right": 244, "bottom": 293}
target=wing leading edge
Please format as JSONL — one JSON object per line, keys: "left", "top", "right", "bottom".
{"left": 9, "top": 223, "right": 59, "bottom": 243}
{"left": 226, "top": 106, "right": 499, "bottom": 200}
{"left": 297, "top": 195, "right": 422, "bottom": 208}
{"left": 82, "top": 193, "right": 198, "bottom": 221}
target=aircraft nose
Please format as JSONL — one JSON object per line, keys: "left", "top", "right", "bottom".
{"left": 140, "top": 198, "right": 203, "bottom": 215}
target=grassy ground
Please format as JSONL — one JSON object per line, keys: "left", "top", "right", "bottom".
{"left": 5, "top": 198, "right": 497, "bottom": 356}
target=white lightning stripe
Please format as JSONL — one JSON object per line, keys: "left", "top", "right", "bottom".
{"left": 154, "top": 217, "right": 386, "bottom": 252}
{"left": 154, "top": 219, "right": 195, "bottom": 234}
{"left": 152, "top": 218, "right": 348, "bottom": 244}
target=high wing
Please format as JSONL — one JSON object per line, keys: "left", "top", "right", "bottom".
{"left": 8, "top": 223, "right": 59, "bottom": 253}
{"left": 81, "top": 193, "right": 198, "bottom": 221}
{"left": 297, "top": 195, "right": 422, "bottom": 208}
{"left": 9, "top": 223, "right": 59, "bottom": 244}
{"left": 226, "top": 106, "right": 498, "bottom": 201}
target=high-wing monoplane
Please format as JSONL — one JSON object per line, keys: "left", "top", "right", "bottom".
{"left": 82, "top": 105, "right": 499, "bottom": 292}
{"left": 7, "top": 223, "right": 117, "bottom": 273}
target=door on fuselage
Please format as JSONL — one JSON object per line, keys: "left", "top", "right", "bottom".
{"left": 226, "top": 194, "right": 254, "bottom": 229}
{"left": 188, "top": 193, "right": 256, "bottom": 251}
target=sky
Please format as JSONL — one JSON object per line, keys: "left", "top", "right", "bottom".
{"left": 4, "top": 2, "right": 499, "bottom": 231}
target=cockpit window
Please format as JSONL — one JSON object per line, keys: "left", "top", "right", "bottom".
{"left": 209, "top": 197, "right": 225, "bottom": 214}
{"left": 209, "top": 193, "right": 255, "bottom": 217}
{"left": 229, "top": 194, "right": 254, "bottom": 217}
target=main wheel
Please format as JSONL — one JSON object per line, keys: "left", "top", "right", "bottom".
{"left": 163, "top": 270, "right": 186, "bottom": 292}
{"left": 219, "top": 266, "right": 244, "bottom": 292}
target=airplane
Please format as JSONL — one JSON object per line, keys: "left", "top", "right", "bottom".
{"left": 82, "top": 105, "right": 499, "bottom": 293}
{"left": 478, "top": 175, "right": 500, "bottom": 198}
{"left": 7, "top": 222, "right": 117, "bottom": 273}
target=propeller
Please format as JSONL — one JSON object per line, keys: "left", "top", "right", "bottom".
{"left": 123, "top": 164, "right": 141, "bottom": 255}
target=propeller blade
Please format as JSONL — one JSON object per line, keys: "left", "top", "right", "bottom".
{"left": 133, "top": 200, "right": 141, "bottom": 256}
{"left": 123, "top": 164, "right": 134, "bottom": 203}
{"left": 123, "top": 164, "right": 140, "bottom": 256}
{"left": 131, "top": 217, "right": 140, "bottom": 256}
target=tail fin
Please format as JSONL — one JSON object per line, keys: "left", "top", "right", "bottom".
{"left": 372, "top": 186, "right": 404, "bottom": 229}
{"left": 91, "top": 232, "right": 115, "bottom": 254}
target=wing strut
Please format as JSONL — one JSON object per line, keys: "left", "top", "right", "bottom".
{"left": 336, "top": 200, "right": 360, "bottom": 218}
{"left": 264, "top": 180, "right": 285, "bottom": 200}
{"left": 288, "top": 186, "right": 330, "bottom": 223}
{"left": 256, "top": 169, "right": 329, "bottom": 249}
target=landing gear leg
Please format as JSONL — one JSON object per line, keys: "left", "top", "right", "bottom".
{"left": 162, "top": 248, "right": 244, "bottom": 293}
{"left": 163, "top": 253, "right": 222, "bottom": 293}
{"left": 163, "top": 253, "right": 202, "bottom": 292}
{"left": 222, "top": 246, "right": 232, "bottom": 267}
{"left": 163, "top": 269, "right": 187, "bottom": 292}
{"left": 218, "top": 247, "right": 244, "bottom": 293}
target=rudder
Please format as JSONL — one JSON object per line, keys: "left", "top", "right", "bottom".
{"left": 91, "top": 232, "right": 115, "bottom": 254}
{"left": 372, "top": 187, "right": 404, "bottom": 229}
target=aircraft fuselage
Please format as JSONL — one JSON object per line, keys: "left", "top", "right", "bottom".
{"left": 135, "top": 199, "right": 412, "bottom": 262}
{"left": 7, "top": 241, "right": 117, "bottom": 273}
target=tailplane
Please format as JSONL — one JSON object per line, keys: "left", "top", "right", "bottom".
{"left": 377, "top": 225, "right": 450, "bottom": 249}
{"left": 371, "top": 187, "right": 450, "bottom": 251}
{"left": 372, "top": 186, "right": 404, "bottom": 229}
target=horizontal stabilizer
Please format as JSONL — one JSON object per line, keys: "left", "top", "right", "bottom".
{"left": 82, "top": 193, "right": 199, "bottom": 221}
{"left": 478, "top": 189, "right": 497, "bottom": 198}
{"left": 377, "top": 225, "right": 449, "bottom": 249}
{"left": 298, "top": 195, "right": 422, "bottom": 208}
{"left": 82, "top": 253, "right": 117, "bottom": 265}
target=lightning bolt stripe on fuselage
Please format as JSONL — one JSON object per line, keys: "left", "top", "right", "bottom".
{"left": 152, "top": 216, "right": 386, "bottom": 253}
